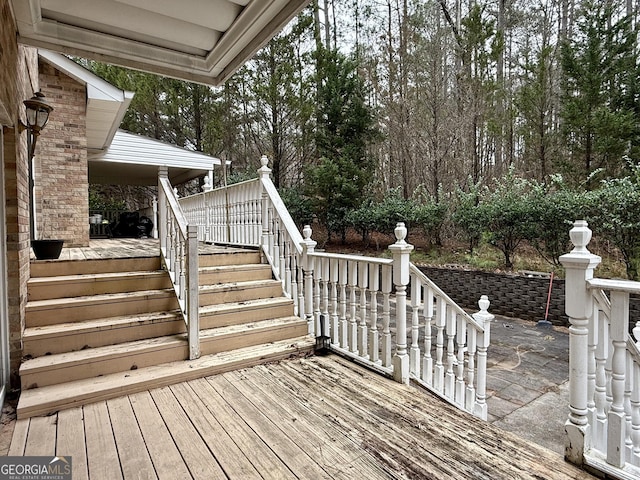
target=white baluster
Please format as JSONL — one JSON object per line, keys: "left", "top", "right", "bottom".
{"left": 632, "top": 361, "right": 640, "bottom": 466}
{"left": 422, "top": 286, "right": 434, "bottom": 386}
{"left": 410, "top": 276, "right": 422, "bottom": 377}
{"left": 594, "top": 308, "right": 609, "bottom": 452}
{"left": 608, "top": 290, "right": 629, "bottom": 468}
{"left": 445, "top": 306, "right": 457, "bottom": 399}
{"left": 434, "top": 297, "right": 446, "bottom": 393}
{"left": 358, "top": 261, "right": 369, "bottom": 359}
{"left": 455, "top": 313, "right": 467, "bottom": 406}
{"left": 381, "top": 264, "right": 393, "bottom": 368}
{"left": 339, "top": 259, "right": 348, "bottom": 349}
{"left": 369, "top": 264, "right": 380, "bottom": 364}
{"left": 348, "top": 260, "right": 358, "bottom": 354}
{"left": 466, "top": 327, "right": 477, "bottom": 412}
{"left": 320, "top": 258, "right": 330, "bottom": 341}
{"left": 330, "top": 258, "right": 340, "bottom": 345}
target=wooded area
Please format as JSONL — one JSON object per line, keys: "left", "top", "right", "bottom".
{"left": 83, "top": 0, "right": 640, "bottom": 278}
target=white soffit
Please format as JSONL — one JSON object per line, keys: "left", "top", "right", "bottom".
{"left": 88, "top": 129, "right": 221, "bottom": 185}
{"left": 12, "top": 0, "right": 311, "bottom": 85}
{"left": 39, "top": 50, "right": 134, "bottom": 150}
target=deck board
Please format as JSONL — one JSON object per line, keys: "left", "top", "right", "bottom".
{"left": 107, "top": 397, "right": 157, "bottom": 480}
{"left": 8, "top": 355, "right": 595, "bottom": 479}
{"left": 56, "top": 408, "right": 89, "bottom": 480}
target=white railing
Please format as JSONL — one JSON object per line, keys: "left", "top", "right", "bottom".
{"left": 158, "top": 167, "right": 199, "bottom": 360}
{"left": 561, "top": 220, "right": 640, "bottom": 480}
{"left": 180, "top": 178, "right": 262, "bottom": 246}
{"left": 180, "top": 155, "right": 493, "bottom": 419}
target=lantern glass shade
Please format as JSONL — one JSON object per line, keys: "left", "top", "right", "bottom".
{"left": 23, "top": 92, "right": 53, "bottom": 132}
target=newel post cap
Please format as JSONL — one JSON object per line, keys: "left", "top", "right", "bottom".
{"left": 259, "top": 155, "right": 272, "bottom": 178}
{"left": 388, "top": 223, "right": 413, "bottom": 285}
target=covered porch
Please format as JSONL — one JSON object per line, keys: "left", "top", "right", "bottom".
{"left": 8, "top": 354, "right": 590, "bottom": 479}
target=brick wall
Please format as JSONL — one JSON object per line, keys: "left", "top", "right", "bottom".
{"left": 1, "top": 0, "right": 37, "bottom": 387}
{"left": 36, "top": 60, "right": 89, "bottom": 247}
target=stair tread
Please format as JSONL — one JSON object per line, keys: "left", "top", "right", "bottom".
{"left": 199, "top": 279, "right": 281, "bottom": 292}
{"left": 26, "top": 288, "right": 175, "bottom": 309}
{"left": 17, "top": 337, "right": 315, "bottom": 419}
{"left": 23, "top": 311, "right": 182, "bottom": 339}
{"left": 28, "top": 270, "right": 167, "bottom": 285}
{"left": 200, "top": 296, "right": 292, "bottom": 314}
{"left": 199, "top": 263, "right": 270, "bottom": 273}
{"left": 20, "top": 316, "right": 307, "bottom": 371}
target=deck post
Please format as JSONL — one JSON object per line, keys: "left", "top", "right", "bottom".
{"left": 389, "top": 223, "right": 413, "bottom": 384}
{"left": 186, "top": 224, "right": 200, "bottom": 360}
{"left": 473, "top": 295, "right": 493, "bottom": 420}
{"left": 302, "top": 225, "right": 317, "bottom": 335}
{"left": 560, "top": 220, "right": 601, "bottom": 467}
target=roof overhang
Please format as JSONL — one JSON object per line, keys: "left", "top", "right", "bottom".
{"left": 11, "top": 0, "right": 311, "bottom": 85}
{"left": 89, "top": 130, "right": 222, "bottom": 186}
{"left": 39, "top": 50, "right": 134, "bottom": 150}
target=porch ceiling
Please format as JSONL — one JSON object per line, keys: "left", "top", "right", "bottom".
{"left": 11, "top": 0, "right": 310, "bottom": 85}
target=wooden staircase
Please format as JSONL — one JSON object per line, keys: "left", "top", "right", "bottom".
{"left": 17, "top": 249, "right": 313, "bottom": 418}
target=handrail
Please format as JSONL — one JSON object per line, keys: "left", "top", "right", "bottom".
{"left": 158, "top": 167, "right": 199, "bottom": 360}
{"left": 410, "top": 264, "right": 485, "bottom": 332}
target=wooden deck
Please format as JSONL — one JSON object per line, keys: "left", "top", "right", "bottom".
{"left": 33, "top": 238, "right": 249, "bottom": 261}
{"left": 8, "top": 354, "right": 593, "bottom": 479}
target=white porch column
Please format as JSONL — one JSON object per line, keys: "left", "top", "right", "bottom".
{"left": 389, "top": 222, "right": 413, "bottom": 384}
{"left": 559, "top": 220, "right": 601, "bottom": 467}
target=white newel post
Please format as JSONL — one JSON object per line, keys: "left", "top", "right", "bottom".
{"left": 560, "top": 220, "right": 601, "bottom": 467}
{"left": 158, "top": 167, "right": 168, "bottom": 255}
{"left": 302, "top": 225, "right": 317, "bottom": 335}
{"left": 259, "top": 156, "right": 271, "bottom": 254}
{"left": 473, "top": 295, "right": 493, "bottom": 420}
{"left": 389, "top": 223, "right": 413, "bottom": 384}
{"left": 187, "top": 224, "right": 200, "bottom": 360}
{"left": 152, "top": 195, "right": 158, "bottom": 239}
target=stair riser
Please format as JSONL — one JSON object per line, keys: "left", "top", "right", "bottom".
{"left": 21, "top": 341, "right": 189, "bottom": 390}
{"left": 16, "top": 339, "right": 315, "bottom": 419}
{"left": 26, "top": 294, "right": 179, "bottom": 327}
{"left": 200, "top": 303, "right": 294, "bottom": 329}
{"left": 199, "top": 268, "right": 272, "bottom": 285}
{"left": 31, "top": 257, "right": 161, "bottom": 277}
{"left": 199, "top": 252, "right": 261, "bottom": 267}
{"left": 23, "top": 319, "right": 185, "bottom": 357}
{"left": 28, "top": 275, "right": 172, "bottom": 301}
{"left": 199, "top": 285, "right": 283, "bottom": 306}
{"left": 200, "top": 322, "right": 308, "bottom": 356}
{"left": 20, "top": 322, "right": 307, "bottom": 389}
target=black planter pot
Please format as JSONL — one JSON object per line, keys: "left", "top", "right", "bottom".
{"left": 31, "top": 239, "right": 64, "bottom": 260}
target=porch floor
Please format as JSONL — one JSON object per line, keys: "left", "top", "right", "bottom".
{"left": 32, "top": 238, "right": 248, "bottom": 261}
{"left": 8, "top": 354, "right": 592, "bottom": 479}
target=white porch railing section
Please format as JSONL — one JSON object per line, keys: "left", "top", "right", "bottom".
{"left": 561, "top": 220, "right": 640, "bottom": 480}
{"left": 158, "top": 166, "right": 199, "bottom": 360}
{"left": 180, "top": 155, "right": 493, "bottom": 419}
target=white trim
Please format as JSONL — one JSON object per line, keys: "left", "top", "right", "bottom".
{"left": 0, "top": 128, "right": 11, "bottom": 405}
